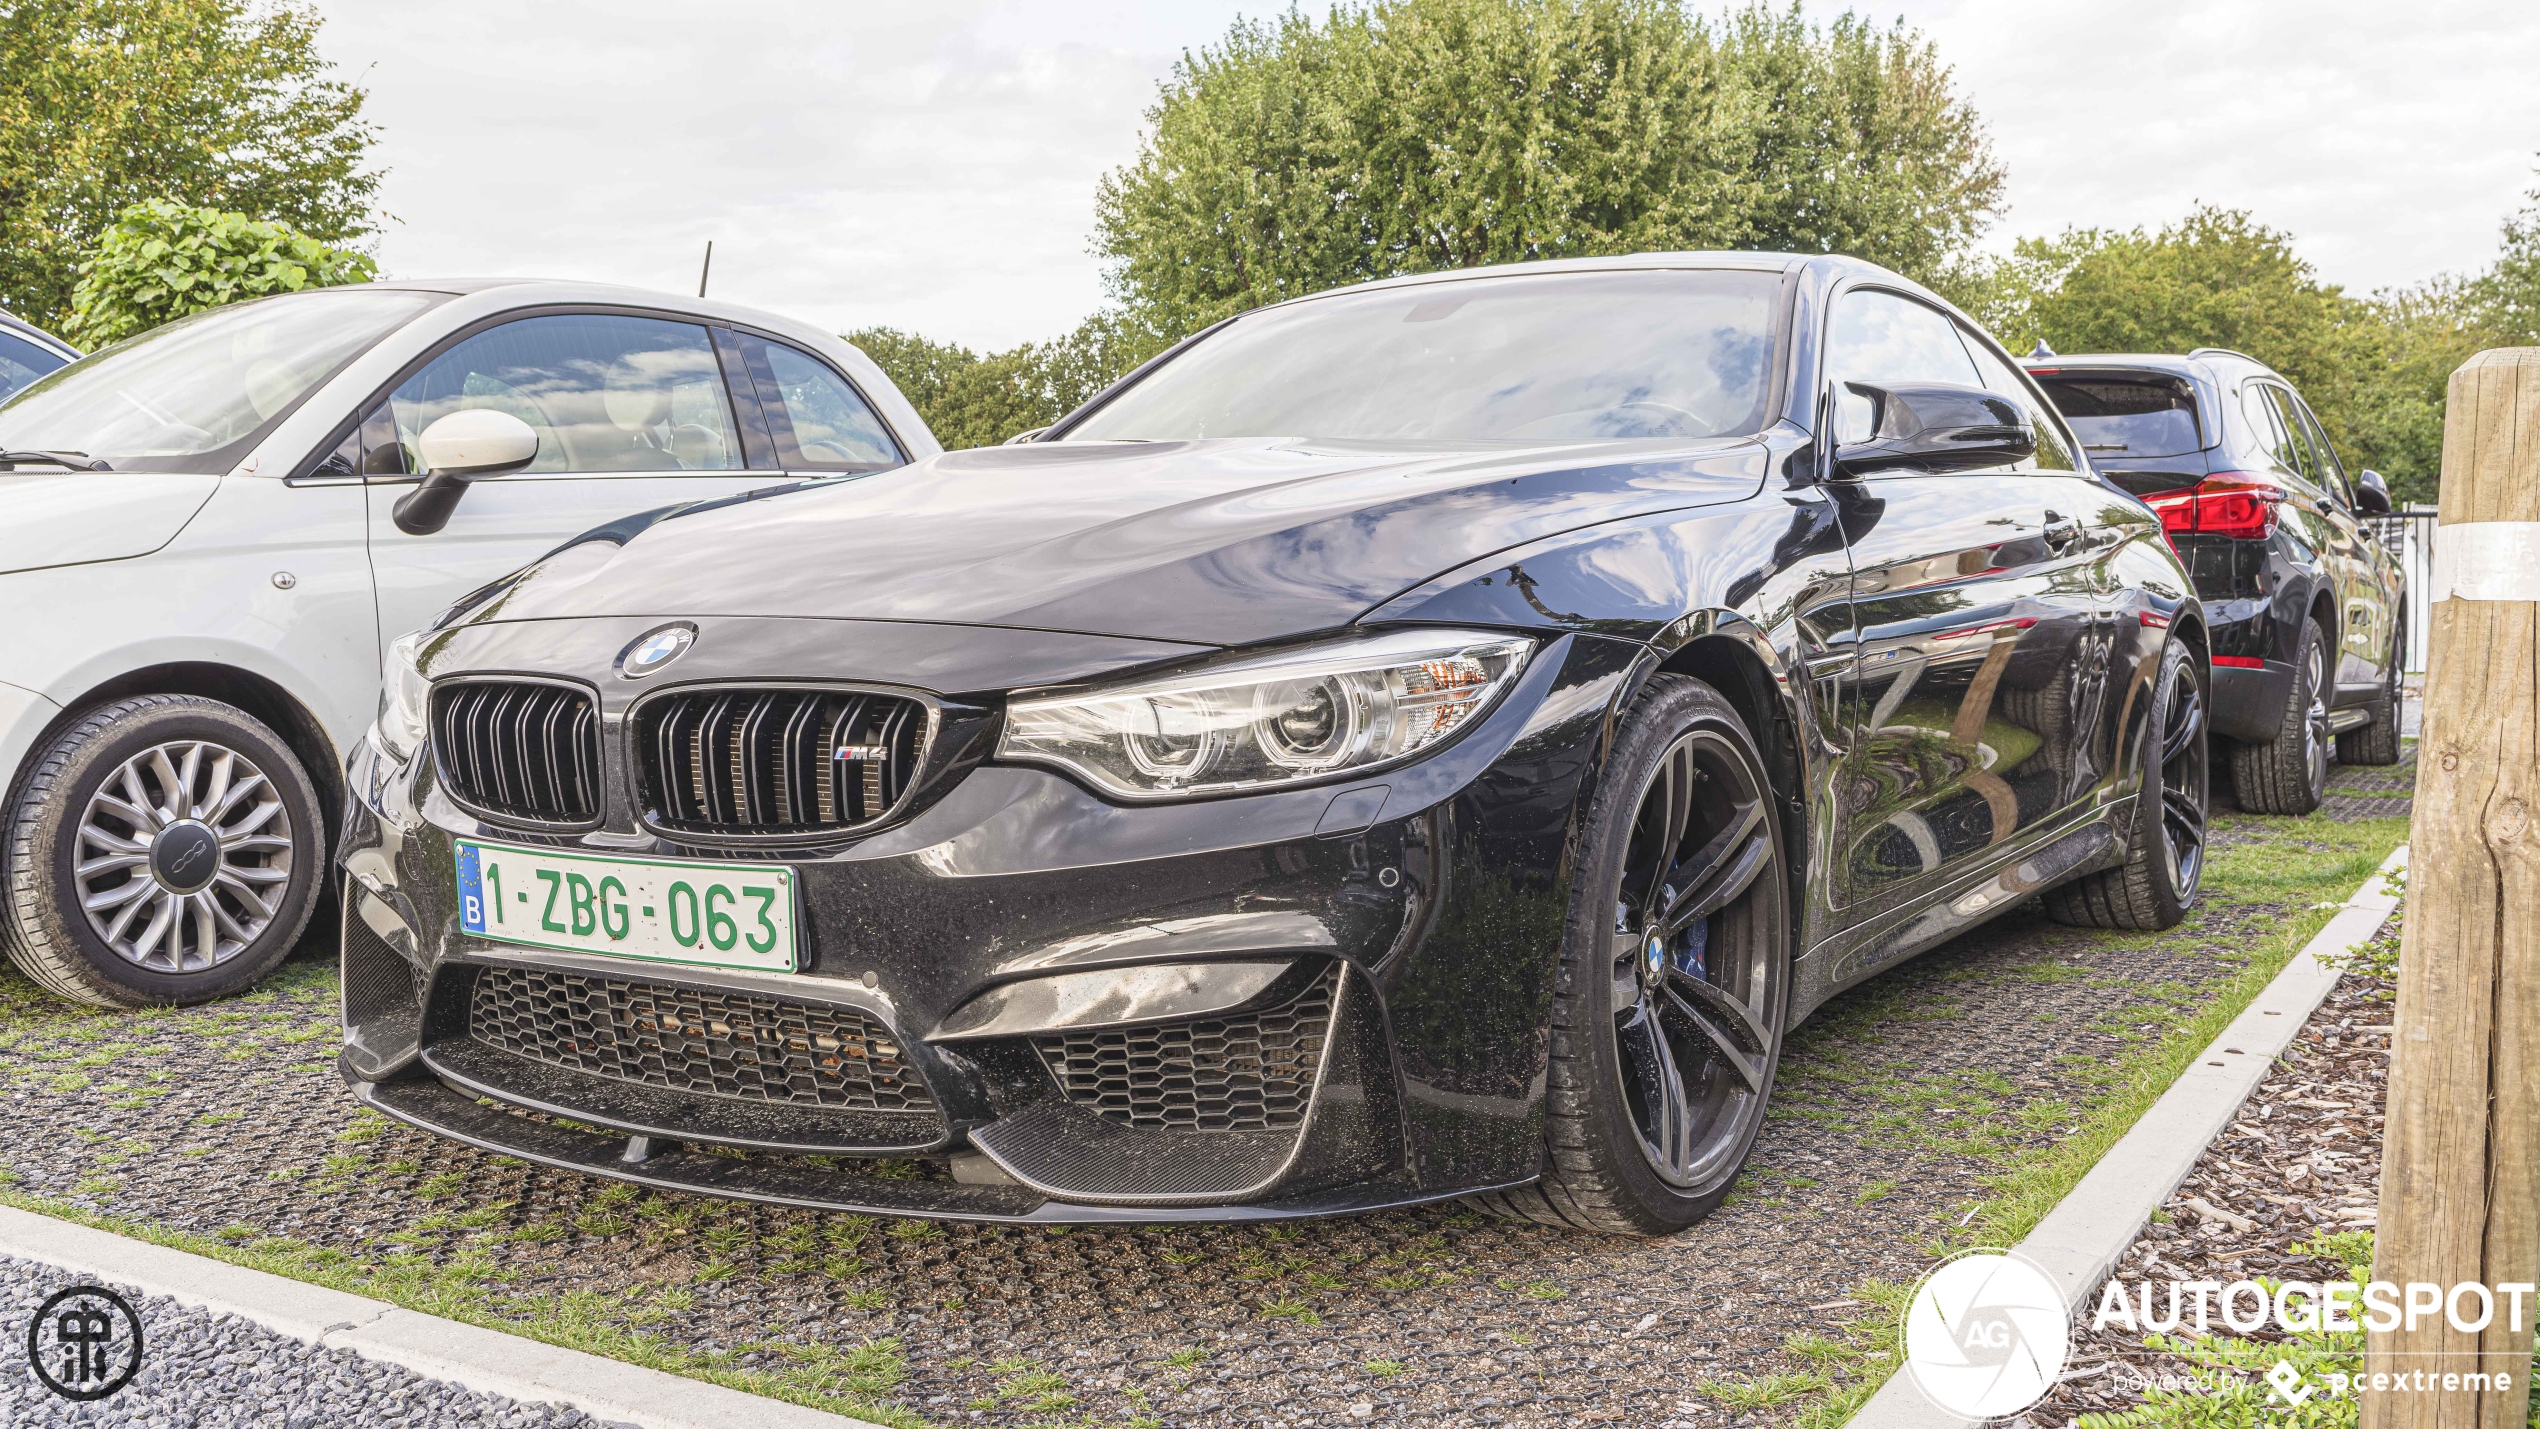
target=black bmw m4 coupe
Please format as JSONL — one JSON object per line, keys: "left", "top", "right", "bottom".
{"left": 339, "top": 252, "right": 2210, "bottom": 1235}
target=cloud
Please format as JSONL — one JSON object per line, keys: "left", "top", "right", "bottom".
{"left": 320, "top": 0, "right": 2540, "bottom": 353}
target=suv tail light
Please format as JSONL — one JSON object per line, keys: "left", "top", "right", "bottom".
{"left": 2143, "top": 472, "right": 2285, "bottom": 541}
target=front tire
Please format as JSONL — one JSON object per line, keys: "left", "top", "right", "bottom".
{"left": 2, "top": 695, "right": 324, "bottom": 1008}
{"left": 2046, "top": 636, "right": 2208, "bottom": 931}
{"left": 1468, "top": 674, "right": 1791, "bottom": 1236}
{"left": 2227, "top": 619, "right": 2330, "bottom": 815}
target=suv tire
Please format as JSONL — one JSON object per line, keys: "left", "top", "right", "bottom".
{"left": 2046, "top": 636, "right": 2207, "bottom": 931}
{"left": 2337, "top": 617, "right": 2404, "bottom": 767}
{"left": 3, "top": 695, "right": 324, "bottom": 1007}
{"left": 2227, "top": 619, "right": 2330, "bottom": 816}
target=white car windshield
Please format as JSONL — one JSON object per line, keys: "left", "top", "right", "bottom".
{"left": 1064, "top": 268, "right": 1783, "bottom": 444}
{"left": 0, "top": 288, "right": 441, "bottom": 471}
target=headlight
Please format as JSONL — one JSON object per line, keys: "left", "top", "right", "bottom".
{"left": 371, "top": 631, "right": 430, "bottom": 763}
{"left": 999, "top": 629, "right": 1534, "bottom": 800}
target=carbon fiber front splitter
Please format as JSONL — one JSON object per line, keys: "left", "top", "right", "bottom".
{"left": 353, "top": 1076, "right": 1530, "bottom": 1225}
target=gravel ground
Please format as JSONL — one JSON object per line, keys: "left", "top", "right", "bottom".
{"left": 0, "top": 748, "right": 2415, "bottom": 1428}
{"left": 0, "top": 1254, "right": 630, "bottom": 1427}
{"left": 2039, "top": 897, "right": 2402, "bottom": 1423}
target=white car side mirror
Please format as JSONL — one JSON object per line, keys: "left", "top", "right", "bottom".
{"left": 394, "top": 410, "right": 540, "bottom": 535}
{"left": 417, "top": 409, "right": 539, "bottom": 477}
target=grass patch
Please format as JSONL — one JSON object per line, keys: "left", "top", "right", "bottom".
{"left": 0, "top": 1189, "right": 931, "bottom": 1428}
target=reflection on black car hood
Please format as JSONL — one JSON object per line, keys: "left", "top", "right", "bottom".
{"left": 464, "top": 436, "right": 1768, "bottom": 646}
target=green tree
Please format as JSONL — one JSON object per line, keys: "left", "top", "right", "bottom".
{"left": 849, "top": 311, "right": 1174, "bottom": 450}
{"left": 1093, "top": 0, "right": 2004, "bottom": 334}
{"left": 64, "top": 199, "right": 377, "bottom": 347}
{"left": 2466, "top": 168, "right": 2540, "bottom": 345}
{"left": 1947, "top": 205, "right": 2483, "bottom": 504}
{"left": 0, "top": 0, "right": 380, "bottom": 332}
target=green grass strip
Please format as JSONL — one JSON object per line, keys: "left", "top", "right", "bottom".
{"left": 1795, "top": 816, "right": 2410, "bottom": 1427}
{"left": 0, "top": 1186, "right": 930, "bottom": 1429}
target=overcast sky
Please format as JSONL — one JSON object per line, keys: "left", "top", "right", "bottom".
{"left": 317, "top": 0, "right": 2540, "bottom": 351}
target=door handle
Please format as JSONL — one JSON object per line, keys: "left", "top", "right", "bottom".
{"left": 2043, "top": 511, "right": 2083, "bottom": 551}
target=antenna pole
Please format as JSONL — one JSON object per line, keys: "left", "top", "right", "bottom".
{"left": 697, "top": 241, "right": 713, "bottom": 298}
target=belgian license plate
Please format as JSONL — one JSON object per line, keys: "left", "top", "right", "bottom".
{"left": 454, "top": 839, "right": 797, "bottom": 973}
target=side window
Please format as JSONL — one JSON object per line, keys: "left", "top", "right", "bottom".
{"left": 388, "top": 314, "right": 741, "bottom": 474}
{"left": 313, "top": 402, "right": 411, "bottom": 478}
{"left": 0, "top": 331, "right": 64, "bottom": 400}
{"left": 2261, "top": 385, "right": 2321, "bottom": 485}
{"left": 738, "top": 336, "right": 902, "bottom": 471}
{"left": 2289, "top": 395, "right": 2354, "bottom": 510}
{"left": 1824, "top": 288, "right": 1981, "bottom": 444}
{"left": 1954, "top": 325, "right": 2076, "bottom": 471}
{"left": 2239, "top": 382, "right": 2296, "bottom": 474}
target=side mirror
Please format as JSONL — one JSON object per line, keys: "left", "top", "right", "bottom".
{"left": 1831, "top": 380, "right": 2035, "bottom": 478}
{"left": 2355, "top": 468, "right": 2393, "bottom": 515}
{"left": 392, "top": 410, "right": 540, "bottom": 535}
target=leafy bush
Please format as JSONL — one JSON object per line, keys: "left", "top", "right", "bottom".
{"left": 0, "top": 0, "right": 380, "bottom": 330}
{"left": 64, "top": 199, "right": 376, "bottom": 346}
{"left": 1094, "top": 0, "right": 2005, "bottom": 332}
{"left": 848, "top": 310, "right": 1173, "bottom": 450}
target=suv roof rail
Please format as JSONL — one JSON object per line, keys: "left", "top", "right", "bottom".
{"left": 2187, "top": 346, "right": 2271, "bottom": 370}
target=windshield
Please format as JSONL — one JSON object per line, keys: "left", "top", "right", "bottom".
{"left": 0, "top": 288, "right": 442, "bottom": 471}
{"left": 1064, "top": 268, "right": 1783, "bottom": 443}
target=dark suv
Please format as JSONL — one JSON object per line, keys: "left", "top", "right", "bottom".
{"left": 2026, "top": 348, "right": 2403, "bottom": 813}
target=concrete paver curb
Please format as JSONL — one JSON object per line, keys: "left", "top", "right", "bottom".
{"left": 1851, "top": 843, "right": 2409, "bottom": 1428}
{"left": 0, "top": 1204, "right": 889, "bottom": 1429}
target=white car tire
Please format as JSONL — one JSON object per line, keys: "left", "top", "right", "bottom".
{"left": 3, "top": 695, "right": 324, "bottom": 1007}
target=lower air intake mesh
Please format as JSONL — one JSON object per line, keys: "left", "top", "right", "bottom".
{"left": 1033, "top": 966, "right": 1337, "bottom": 1132}
{"left": 468, "top": 967, "right": 935, "bottom": 1113}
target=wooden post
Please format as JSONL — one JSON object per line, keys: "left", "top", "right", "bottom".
{"left": 2366, "top": 347, "right": 2540, "bottom": 1429}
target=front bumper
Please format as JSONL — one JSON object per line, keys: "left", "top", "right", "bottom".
{"left": 338, "top": 618, "right": 1644, "bottom": 1222}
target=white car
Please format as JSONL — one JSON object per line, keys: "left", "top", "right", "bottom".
{"left": 0, "top": 281, "right": 939, "bottom": 1006}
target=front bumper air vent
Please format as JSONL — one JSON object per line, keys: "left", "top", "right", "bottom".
{"left": 467, "top": 966, "right": 937, "bottom": 1114}
{"left": 1033, "top": 965, "right": 1338, "bottom": 1133}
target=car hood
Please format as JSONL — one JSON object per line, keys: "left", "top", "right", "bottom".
{"left": 461, "top": 437, "right": 1767, "bottom": 647}
{"left": 0, "top": 470, "right": 220, "bottom": 576}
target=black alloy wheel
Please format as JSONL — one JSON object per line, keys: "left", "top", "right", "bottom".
{"left": 2, "top": 696, "right": 324, "bottom": 1008}
{"left": 2228, "top": 618, "right": 2331, "bottom": 815}
{"left": 2338, "top": 614, "right": 2404, "bottom": 766}
{"left": 2046, "top": 636, "right": 2208, "bottom": 931}
{"left": 1468, "top": 674, "right": 1790, "bottom": 1235}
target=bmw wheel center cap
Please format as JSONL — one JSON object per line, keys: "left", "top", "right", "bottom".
{"left": 618, "top": 623, "right": 697, "bottom": 679}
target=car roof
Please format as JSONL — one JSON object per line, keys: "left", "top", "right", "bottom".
{"left": 358, "top": 277, "right": 821, "bottom": 335}
{"left": 2024, "top": 350, "right": 2281, "bottom": 382}
{"left": 0, "top": 309, "right": 79, "bottom": 361}
{"left": 1244, "top": 250, "right": 1804, "bottom": 313}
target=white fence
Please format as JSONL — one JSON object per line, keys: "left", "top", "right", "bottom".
{"left": 2364, "top": 508, "right": 2437, "bottom": 675}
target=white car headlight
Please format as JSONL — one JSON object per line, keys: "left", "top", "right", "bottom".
{"left": 999, "top": 629, "right": 1534, "bottom": 800}
{"left": 371, "top": 631, "right": 430, "bottom": 763}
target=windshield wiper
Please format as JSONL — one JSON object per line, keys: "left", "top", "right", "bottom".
{"left": 0, "top": 449, "right": 112, "bottom": 471}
